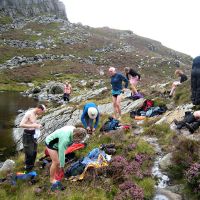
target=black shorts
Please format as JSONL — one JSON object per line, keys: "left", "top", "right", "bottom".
{"left": 45, "top": 142, "right": 58, "bottom": 151}
{"left": 63, "top": 93, "right": 70, "bottom": 101}
{"left": 112, "top": 94, "right": 119, "bottom": 98}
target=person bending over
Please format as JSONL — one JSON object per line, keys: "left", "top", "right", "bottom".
{"left": 124, "top": 67, "right": 141, "bottom": 96}
{"left": 81, "top": 102, "right": 99, "bottom": 134}
{"left": 45, "top": 126, "right": 86, "bottom": 191}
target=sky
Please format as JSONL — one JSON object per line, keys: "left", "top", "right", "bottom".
{"left": 61, "top": 0, "right": 200, "bottom": 58}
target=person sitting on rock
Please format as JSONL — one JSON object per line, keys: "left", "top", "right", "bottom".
{"left": 81, "top": 102, "right": 99, "bottom": 134}
{"left": 169, "top": 69, "right": 187, "bottom": 97}
{"left": 174, "top": 111, "right": 200, "bottom": 133}
{"left": 63, "top": 81, "right": 72, "bottom": 102}
{"left": 45, "top": 126, "right": 86, "bottom": 191}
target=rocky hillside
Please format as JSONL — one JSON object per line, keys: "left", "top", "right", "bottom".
{"left": 0, "top": 1, "right": 193, "bottom": 92}
{"left": 0, "top": 0, "right": 66, "bottom": 19}
{"left": 1, "top": 2, "right": 200, "bottom": 200}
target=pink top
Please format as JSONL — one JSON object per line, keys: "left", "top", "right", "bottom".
{"left": 64, "top": 84, "right": 72, "bottom": 94}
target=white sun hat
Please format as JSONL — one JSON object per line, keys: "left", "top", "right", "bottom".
{"left": 88, "top": 107, "right": 98, "bottom": 119}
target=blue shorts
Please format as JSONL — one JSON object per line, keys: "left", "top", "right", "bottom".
{"left": 112, "top": 90, "right": 122, "bottom": 97}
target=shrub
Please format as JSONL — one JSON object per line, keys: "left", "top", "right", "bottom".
{"left": 186, "top": 162, "right": 200, "bottom": 195}
{"left": 168, "top": 138, "right": 200, "bottom": 180}
{"left": 114, "top": 181, "right": 144, "bottom": 200}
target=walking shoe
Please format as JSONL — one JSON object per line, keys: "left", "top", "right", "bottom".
{"left": 50, "top": 181, "right": 65, "bottom": 192}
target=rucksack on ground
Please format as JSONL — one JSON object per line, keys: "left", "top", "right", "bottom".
{"left": 100, "top": 117, "right": 120, "bottom": 132}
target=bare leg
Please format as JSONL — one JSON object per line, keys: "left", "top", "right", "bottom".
{"left": 194, "top": 111, "right": 200, "bottom": 120}
{"left": 170, "top": 81, "right": 181, "bottom": 96}
{"left": 47, "top": 148, "right": 60, "bottom": 183}
{"left": 116, "top": 95, "right": 122, "bottom": 118}
{"left": 112, "top": 96, "right": 117, "bottom": 118}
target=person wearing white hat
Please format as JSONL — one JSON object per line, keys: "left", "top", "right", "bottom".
{"left": 19, "top": 104, "right": 46, "bottom": 171}
{"left": 81, "top": 102, "right": 99, "bottom": 133}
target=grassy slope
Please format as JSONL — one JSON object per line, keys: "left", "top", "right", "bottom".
{"left": 0, "top": 112, "right": 156, "bottom": 200}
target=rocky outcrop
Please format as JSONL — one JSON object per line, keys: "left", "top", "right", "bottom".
{"left": 0, "top": 0, "right": 67, "bottom": 19}
{"left": 13, "top": 96, "right": 144, "bottom": 151}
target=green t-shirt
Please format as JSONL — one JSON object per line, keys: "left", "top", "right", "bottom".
{"left": 45, "top": 126, "right": 74, "bottom": 167}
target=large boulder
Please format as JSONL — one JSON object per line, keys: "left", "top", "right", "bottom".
{"left": 49, "top": 83, "right": 64, "bottom": 94}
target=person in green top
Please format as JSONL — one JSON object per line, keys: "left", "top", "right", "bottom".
{"left": 45, "top": 125, "right": 86, "bottom": 191}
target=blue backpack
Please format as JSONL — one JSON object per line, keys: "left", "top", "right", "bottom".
{"left": 100, "top": 117, "right": 120, "bottom": 132}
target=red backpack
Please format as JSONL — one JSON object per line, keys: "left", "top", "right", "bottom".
{"left": 141, "top": 99, "right": 154, "bottom": 111}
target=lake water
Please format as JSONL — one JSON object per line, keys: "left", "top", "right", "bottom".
{"left": 0, "top": 91, "right": 37, "bottom": 162}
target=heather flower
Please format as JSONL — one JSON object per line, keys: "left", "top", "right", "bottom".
{"left": 115, "top": 181, "right": 144, "bottom": 200}
{"left": 127, "top": 143, "right": 137, "bottom": 151}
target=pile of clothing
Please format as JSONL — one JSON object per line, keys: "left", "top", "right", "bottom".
{"left": 65, "top": 145, "right": 115, "bottom": 180}
{"left": 130, "top": 99, "right": 167, "bottom": 119}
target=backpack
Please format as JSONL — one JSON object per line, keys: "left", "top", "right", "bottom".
{"left": 100, "top": 117, "right": 120, "bottom": 132}
{"left": 140, "top": 99, "right": 154, "bottom": 111}
{"left": 65, "top": 158, "right": 86, "bottom": 178}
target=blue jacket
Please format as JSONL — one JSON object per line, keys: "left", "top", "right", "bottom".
{"left": 81, "top": 102, "right": 99, "bottom": 129}
{"left": 111, "top": 73, "right": 128, "bottom": 91}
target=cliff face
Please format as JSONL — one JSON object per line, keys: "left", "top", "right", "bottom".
{"left": 0, "top": 0, "right": 67, "bottom": 19}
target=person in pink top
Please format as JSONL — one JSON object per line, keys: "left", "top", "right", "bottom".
{"left": 63, "top": 81, "right": 72, "bottom": 102}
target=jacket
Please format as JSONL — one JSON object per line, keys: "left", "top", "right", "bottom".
{"left": 191, "top": 56, "right": 200, "bottom": 105}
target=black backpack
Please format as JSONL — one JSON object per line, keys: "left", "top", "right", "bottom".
{"left": 100, "top": 117, "right": 120, "bottom": 132}
{"left": 65, "top": 158, "right": 86, "bottom": 178}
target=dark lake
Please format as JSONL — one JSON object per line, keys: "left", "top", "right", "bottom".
{"left": 0, "top": 91, "right": 37, "bottom": 162}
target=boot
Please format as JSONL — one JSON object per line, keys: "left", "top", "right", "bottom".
{"left": 185, "top": 121, "right": 200, "bottom": 134}
{"left": 174, "top": 113, "right": 196, "bottom": 129}
{"left": 174, "top": 119, "right": 185, "bottom": 129}
{"left": 174, "top": 112, "right": 196, "bottom": 129}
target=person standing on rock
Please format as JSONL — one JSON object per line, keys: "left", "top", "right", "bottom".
{"left": 63, "top": 81, "right": 72, "bottom": 102}
{"left": 19, "top": 104, "right": 46, "bottom": 171}
{"left": 45, "top": 126, "right": 86, "bottom": 191}
{"left": 124, "top": 67, "right": 141, "bottom": 96}
{"left": 169, "top": 69, "right": 187, "bottom": 97}
{"left": 109, "top": 67, "right": 128, "bottom": 119}
{"left": 81, "top": 102, "right": 99, "bottom": 134}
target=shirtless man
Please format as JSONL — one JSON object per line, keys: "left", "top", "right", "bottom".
{"left": 19, "top": 104, "right": 46, "bottom": 171}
